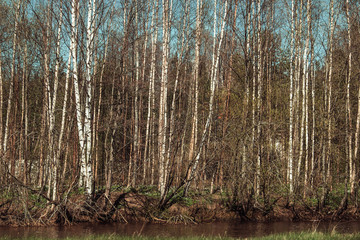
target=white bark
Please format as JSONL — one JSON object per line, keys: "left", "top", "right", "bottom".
{"left": 242, "top": 0, "right": 251, "bottom": 179}
{"left": 159, "top": 0, "right": 170, "bottom": 197}
{"left": 144, "top": 0, "right": 159, "bottom": 186}
{"left": 303, "top": 0, "right": 311, "bottom": 192}
{"left": 288, "top": 0, "right": 296, "bottom": 194}
{"left": 3, "top": 0, "right": 21, "bottom": 154}
{"left": 351, "top": 3, "right": 360, "bottom": 195}
{"left": 346, "top": 0, "right": 355, "bottom": 193}
{"left": 72, "top": 0, "right": 84, "bottom": 188}
{"left": 326, "top": 0, "right": 334, "bottom": 183}
{"left": 19, "top": 42, "right": 27, "bottom": 181}
{"left": 296, "top": 0, "right": 304, "bottom": 184}
{"left": 251, "top": 0, "right": 256, "bottom": 169}
{"left": 188, "top": 0, "right": 201, "bottom": 164}
{"left": 255, "top": 0, "right": 262, "bottom": 197}
{"left": 141, "top": 4, "right": 150, "bottom": 183}
{"left": 72, "top": 0, "right": 95, "bottom": 195}
{"left": 188, "top": 0, "right": 202, "bottom": 181}
{"left": 310, "top": 35, "right": 315, "bottom": 187}
{"left": 44, "top": 2, "right": 52, "bottom": 198}
{"left": 353, "top": 25, "right": 360, "bottom": 192}
{"left": 50, "top": 0, "right": 63, "bottom": 201}
{"left": 105, "top": 68, "right": 116, "bottom": 198}
{"left": 73, "top": 0, "right": 96, "bottom": 195}
{"left": 131, "top": 0, "right": 140, "bottom": 187}
{"left": 85, "top": 0, "right": 96, "bottom": 195}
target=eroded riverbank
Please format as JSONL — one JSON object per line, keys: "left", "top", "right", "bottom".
{"left": 1, "top": 187, "right": 360, "bottom": 227}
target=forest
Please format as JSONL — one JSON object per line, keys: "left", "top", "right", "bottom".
{"left": 1, "top": 0, "right": 360, "bottom": 225}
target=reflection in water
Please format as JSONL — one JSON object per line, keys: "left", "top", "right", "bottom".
{"left": 1, "top": 221, "right": 360, "bottom": 238}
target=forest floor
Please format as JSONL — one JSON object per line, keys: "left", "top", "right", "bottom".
{"left": 1, "top": 186, "right": 360, "bottom": 226}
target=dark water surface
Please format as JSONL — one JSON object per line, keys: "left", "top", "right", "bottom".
{"left": 1, "top": 221, "right": 360, "bottom": 238}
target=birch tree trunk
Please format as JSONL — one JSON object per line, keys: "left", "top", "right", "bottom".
{"left": 346, "top": 0, "right": 355, "bottom": 194}
{"left": 131, "top": 0, "right": 141, "bottom": 187}
{"left": 303, "top": 0, "right": 311, "bottom": 195}
{"left": 141, "top": 5, "right": 150, "bottom": 184}
{"left": 241, "top": 0, "right": 251, "bottom": 182}
{"left": 326, "top": 0, "right": 334, "bottom": 189}
{"left": 144, "top": 0, "right": 159, "bottom": 185}
{"left": 297, "top": 0, "right": 305, "bottom": 186}
{"left": 44, "top": 1, "right": 53, "bottom": 198}
{"left": 72, "top": 0, "right": 83, "bottom": 188}
{"left": 187, "top": 0, "right": 201, "bottom": 183}
{"left": 4, "top": 0, "right": 21, "bottom": 163}
{"left": 105, "top": 71, "right": 116, "bottom": 199}
{"left": 352, "top": 9, "right": 360, "bottom": 197}
{"left": 294, "top": 0, "right": 303, "bottom": 187}
{"left": 188, "top": 0, "right": 201, "bottom": 165}
{"left": 288, "top": 0, "right": 296, "bottom": 195}
{"left": 310, "top": 13, "right": 315, "bottom": 188}
{"left": 255, "top": 0, "right": 263, "bottom": 198}
{"left": 251, "top": 0, "right": 257, "bottom": 187}
{"left": 85, "top": 0, "right": 96, "bottom": 196}
{"left": 72, "top": 0, "right": 95, "bottom": 195}
{"left": 71, "top": 0, "right": 96, "bottom": 196}
{"left": 159, "top": 0, "right": 170, "bottom": 198}
{"left": 50, "top": 1, "right": 63, "bottom": 201}
{"left": 19, "top": 42, "right": 27, "bottom": 183}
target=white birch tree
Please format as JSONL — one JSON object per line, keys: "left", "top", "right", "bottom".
{"left": 72, "top": 0, "right": 96, "bottom": 196}
{"left": 3, "top": 0, "right": 21, "bottom": 159}
{"left": 158, "top": 0, "right": 170, "bottom": 198}
{"left": 144, "top": 0, "right": 159, "bottom": 185}
{"left": 346, "top": 0, "right": 355, "bottom": 193}
{"left": 326, "top": 0, "right": 334, "bottom": 187}
{"left": 288, "top": 0, "right": 296, "bottom": 194}
{"left": 302, "top": 0, "right": 311, "bottom": 194}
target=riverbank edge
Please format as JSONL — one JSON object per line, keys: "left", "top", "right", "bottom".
{"left": 1, "top": 190, "right": 360, "bottom": 226}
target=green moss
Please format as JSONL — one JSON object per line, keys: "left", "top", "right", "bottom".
{"left": 180, "top": 196, "right": 197, "bottom": 207}
{"left": 28, "top": 193, "right": 47, "bottom": 208}
{"left": 0, "top": 191, "right": 15, "bottom": 201}
{"left": 327, "top": 184, "right": 347, "bottom": 210}
{"left": 304, "top": 197, "right": 318, "bottom": 208}
{"left": 137, "top": 185, "right": 157, "bottom": 194}
{"left": 141, "top": 188, "right": 160, "bottom": 199}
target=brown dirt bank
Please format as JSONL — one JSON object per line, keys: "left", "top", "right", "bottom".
{"left": 1, "top": 191, "right": 360, "bottom": 227}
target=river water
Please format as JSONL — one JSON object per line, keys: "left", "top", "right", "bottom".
{"left": 1, "top": 221, "right": 360, "bottom": 238}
